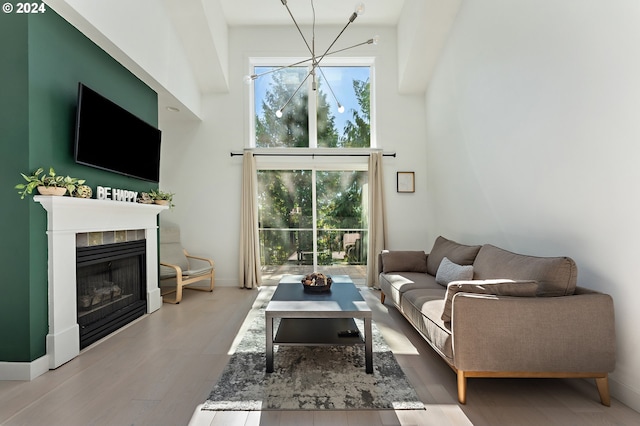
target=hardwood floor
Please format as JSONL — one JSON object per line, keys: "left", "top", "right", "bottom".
{"left": 1, "top": 286, "right": 638, "bottom": 426}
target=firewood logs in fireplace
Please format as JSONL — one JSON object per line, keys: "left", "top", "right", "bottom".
{"left": 78, "top": 283, "right": 123, "bottom": 310}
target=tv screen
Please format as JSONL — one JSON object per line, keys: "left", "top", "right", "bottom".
{"left": 74, "top": 83, "right": 161, "bottom": 182}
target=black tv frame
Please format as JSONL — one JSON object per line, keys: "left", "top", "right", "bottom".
{"left": 74, "top": 83, "right": 161, "bottom": 183}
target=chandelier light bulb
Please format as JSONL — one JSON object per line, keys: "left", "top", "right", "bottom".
{"left": 276, "top": 109, "right": 283, "bottom": 118}
{"left": 338, "top": 104, "right": 345, "bottom": 114}
{"left": 355, "top": 2, "right": 365, "bottom": 16}
{"left": 372, "top": 35, "right": 380, "bottom": 45}
{"left": 243, "top": 75, "right": 254, "bottom": 85}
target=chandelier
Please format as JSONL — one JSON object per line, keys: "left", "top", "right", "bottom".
{"left": 244, "top": 0, "right": 378, "bottom": 118}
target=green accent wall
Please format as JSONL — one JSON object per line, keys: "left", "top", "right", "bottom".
{"left": 0, "top": 13, "right": 31, "bottom": 362}
{"left": 0, "top": 10, "right": 158, "bottom": 362}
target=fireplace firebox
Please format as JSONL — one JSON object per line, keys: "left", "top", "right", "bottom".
{"left": 76, "top": 240, "right": 147, "bottom": 349}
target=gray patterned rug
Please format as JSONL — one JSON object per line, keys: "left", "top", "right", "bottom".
{"left": 202, "top": 287, "right": 425, "bottom": 411}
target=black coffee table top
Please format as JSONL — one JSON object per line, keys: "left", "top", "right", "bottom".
{"left": 266, "top": 275, "right": 371, "bottom": 316}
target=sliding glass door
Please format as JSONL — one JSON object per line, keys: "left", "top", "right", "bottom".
{"left": 258, "top": 169, "right": 368, "bottom": 276}
{"left": 316, "top": 170, "right": 367, "bottom": 267}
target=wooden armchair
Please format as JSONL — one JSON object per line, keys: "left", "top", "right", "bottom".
{"left": 159, "top": 226, "right": 215, "bottom": 304}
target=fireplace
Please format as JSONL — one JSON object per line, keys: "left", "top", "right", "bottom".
{"left": 0, "top": 195, "right": 168, "bottom": 381}
{"left": 76, "top": 240, "right": 147, "bottom": 349}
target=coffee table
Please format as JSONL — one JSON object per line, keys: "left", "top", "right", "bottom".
{"left": 265, "top": 275, "right": 373, "bottom": 374}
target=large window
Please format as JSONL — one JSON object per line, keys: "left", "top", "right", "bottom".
{"left": 250, "top": 59, "right": 374, "bottom": 278}
{"left": 251, "top": 61, "right": 373, "bottom": 148}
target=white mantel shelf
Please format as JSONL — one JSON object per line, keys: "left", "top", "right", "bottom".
{"left": 34, "top": 195, "right": 168, "bottom": 233}
{"left": 0, "top": 196, "right": 168, "bottom": 381}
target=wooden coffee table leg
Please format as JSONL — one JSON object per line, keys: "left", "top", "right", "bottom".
{"left": 365, "top": 317, "right": 373, "bottom": 374}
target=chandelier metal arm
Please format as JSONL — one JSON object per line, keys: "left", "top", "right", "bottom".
{"left": 250, "top": 57, "right": 319, "bottom": 80}
{"left": 277, "top": 69, "right": 314, "bottom": 117}
{"left": 315, "top": 17, "right": 358, "bottom": 68}
{"left": 279, "top": 1, "right": 359, "bottom": 77}
{"left": 259, "top": 1, "right": 373, "bottom": 117}
{"left": 248, "top": 38, "right": 376, "bottom": 82}
{"left": 281, "top": 0, "right": 314, "bottom": 61}
{"left": 276, "top": 2, "right": 360, "bottom": 113}
{"left": 316, "top": 66, "right": 342, "bottom": 111}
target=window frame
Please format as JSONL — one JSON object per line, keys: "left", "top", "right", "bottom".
{"left": 247, "top": 56, "right": 377, "bottom": 149}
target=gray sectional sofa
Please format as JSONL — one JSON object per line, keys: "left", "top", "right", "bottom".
{"left": 378, "top": 236, "right": 616, "bottom": 405}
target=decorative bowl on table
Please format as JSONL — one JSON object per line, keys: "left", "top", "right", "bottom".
{"left": 301, "top": 272, "right": 332, "bottom": 292}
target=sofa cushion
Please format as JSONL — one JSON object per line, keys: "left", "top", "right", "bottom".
{"left": 440, "top": 279, "right": 539, "bottom": 322}
{"left": 381, "top": 250, "right": 428, "bottom": 273}
{"left": 426, "top": 236, "right": 482, "bottom": 276}
{"left": 401, "top": 289, "right": 453, "bottom": 363}
{"left": 435, "top": 257, "right": 474, "bottom": 286}
{"left": 473, "top": 244, "right": 577, "bottom": 296}
{"left": 379, "top": 272, "right": 441, "bottom": 306}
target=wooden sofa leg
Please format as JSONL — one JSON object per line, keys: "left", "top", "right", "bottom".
{"left": 457, "top": 370, "right": 467, "bottom": 404}
{"left": 380, "top": 292, "right": 386, "bottom": 304}
{"left": 596, "top": 375, "right": 611, "bottom": 406}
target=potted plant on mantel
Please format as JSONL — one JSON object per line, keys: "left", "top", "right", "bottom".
{"left": 148, "top": 189, "right": 175, "bottom": 208}
{"left": 15, "top": 167, "right": 86, "bottom": 199}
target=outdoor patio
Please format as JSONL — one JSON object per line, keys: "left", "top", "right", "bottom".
{"left": 260, "top": 264, "right": 367, "bottom": 286}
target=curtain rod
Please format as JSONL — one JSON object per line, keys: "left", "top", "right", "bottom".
{"left": 230, "top": 151, "right": 396, "bottom": 158}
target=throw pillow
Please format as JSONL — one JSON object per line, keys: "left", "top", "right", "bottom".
{"left": 426, "top": 236, "right": 482, "bottom": 276}
{"left": 440, "top": 279, "right": 539, "bottom": 322}
{"left": 435, "top": 257, "right": 474, "bottom": 286}
{"left": 381, "top": 250, "right": 428, "bottom": 273}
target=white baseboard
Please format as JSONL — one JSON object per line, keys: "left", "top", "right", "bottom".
{"left": 610, "top": 375, "right": 640, "bottom": 412}
{"left": 46, "top": 325, "right": 79, "bottom": 369}
{"left": 147, "top": 287, "right": 162, "bottom": 313}
{"left": 0, "top": 355, "right": 50, "bottom": 381}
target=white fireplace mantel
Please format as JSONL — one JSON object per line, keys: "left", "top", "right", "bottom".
{"left": 0, "top": 196, "right": 167, "bottom": 381}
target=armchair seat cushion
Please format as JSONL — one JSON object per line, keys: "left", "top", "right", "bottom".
{"left": 160, "top": 265, "right": 214, "bottom": 279}
{"left": 182, "top": 266, "right": 214, "bottom": 277}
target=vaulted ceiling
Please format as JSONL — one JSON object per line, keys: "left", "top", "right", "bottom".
{"left": 219, "top": 0, "right": 405, "bottom": 26}
{"left": 45, "top": 0, "right": 460, "bottom": 121}
{"left": 163, "top": 0, "right": 460, "bottom": 99}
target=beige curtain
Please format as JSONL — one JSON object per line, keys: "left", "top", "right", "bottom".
{"left": 366, "top": 152, "right": 387, "bottom": 288}
{"left": 239, "top": 152, "right": 262, "bottom": 289}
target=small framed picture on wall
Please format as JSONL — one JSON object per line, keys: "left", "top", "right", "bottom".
{"left": 397, "top": 171, "right": 415, "bottom": 193}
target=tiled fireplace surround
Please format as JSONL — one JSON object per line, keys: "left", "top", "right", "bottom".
{"left": 76, "top": 228, "right": 147, "bottom": 247}
{"left": 0, "top": 196, "right": 167, "bottom": 381}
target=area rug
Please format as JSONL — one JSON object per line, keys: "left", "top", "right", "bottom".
{"left": 202, "top": 287, "right": 425, "bottom": 411}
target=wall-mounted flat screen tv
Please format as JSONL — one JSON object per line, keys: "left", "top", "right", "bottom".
{"left": 74, "top": 83, "right": 161, "bottom": 183}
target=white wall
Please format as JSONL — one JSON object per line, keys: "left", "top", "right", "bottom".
{"left": 425, "top": 0, "right": 640, "bottom": 411}
{"left": 46, "top": 0, "right": 203, "bottom": 118}
{"left": 160, "top": 24, "right": 430, "bottom": 287}
{"left": 397, "top": 0, "right": 461, "bottom": 93}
